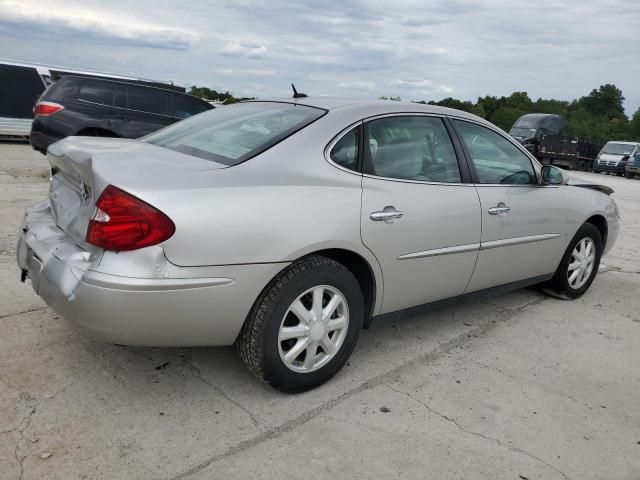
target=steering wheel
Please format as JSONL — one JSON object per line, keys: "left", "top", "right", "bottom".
{"left": 500, "top": 171, "right": 534, "bottom": 184}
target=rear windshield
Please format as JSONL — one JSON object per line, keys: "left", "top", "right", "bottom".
{"left": 143, "top": 102, "right": 326, "bottom": 166}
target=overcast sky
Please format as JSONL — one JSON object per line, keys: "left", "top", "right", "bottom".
{"left": 1, "top": 0, "right": 639, "bottom": 114}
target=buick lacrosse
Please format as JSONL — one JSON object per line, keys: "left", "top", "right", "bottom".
{"left": 17, "top": 97, "right": 619, "bottom": 392}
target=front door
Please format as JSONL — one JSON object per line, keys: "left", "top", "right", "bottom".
{"left": 359, "top": 115, "right": 481, "bottom": 315}
{"left": 451, "top": 119, "right": 567, "bottom": 292}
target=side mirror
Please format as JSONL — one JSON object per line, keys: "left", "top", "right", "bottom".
{"left": 541, "top": 165, "right": 568, "bottom": 185}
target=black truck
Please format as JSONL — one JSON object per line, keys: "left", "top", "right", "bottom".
{"left": 509, "top": 113, "right": 604, "bottom": 171}
{"left": 509, "top": 113, "right": 564, "bottom": 158}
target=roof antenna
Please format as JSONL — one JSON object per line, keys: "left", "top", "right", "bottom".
{"left": 291, "top": 83, "right": 307, "bottom": 98}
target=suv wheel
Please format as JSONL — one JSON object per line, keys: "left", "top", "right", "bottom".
{"left": 548, "top": 223, "right": 602, "bottom": 298}
{"left": 237, "top": 256, "right": 364, "bottom": 393}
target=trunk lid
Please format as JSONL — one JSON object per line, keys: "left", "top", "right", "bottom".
{"left": 46, "top": 136, "right": 226, "bottom": 247}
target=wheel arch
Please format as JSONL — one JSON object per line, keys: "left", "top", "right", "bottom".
{"left": 585, "top": 214, "right": 608, "bottom": 249}
{"left": 303, "top": 248, "right": 382, "bottom": 328}
{"left": 300, "top": 248, "right": 380, "bottom": 328}
{"left": 75, "top": 127, "right": 118, "bottom": 137}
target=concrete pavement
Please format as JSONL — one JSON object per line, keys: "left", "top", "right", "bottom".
{"left": 1, "top": 142, "right": 638, "bottom": 479}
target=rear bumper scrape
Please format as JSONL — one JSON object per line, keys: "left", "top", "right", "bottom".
{"left": 17, "top": 200, "right": 289, "bottom": 347}
{"left": 17, "top": 200, "right": 95, "bottom": 301}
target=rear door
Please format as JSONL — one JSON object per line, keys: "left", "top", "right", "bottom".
{"left": 73, "top": 79, "right": 113, "bottom": 129}
{"left": 359, "top": 115, "right": 481, "bottom": 315}
{"left": 451, "top": 118, "right": 567, "bottom": 292}
{"left": 110, "top": 84, "right": 174, "bottom": 138}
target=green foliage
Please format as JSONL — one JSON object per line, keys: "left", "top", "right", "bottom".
{"left": 629, "top": 108, "right": 640, "bottom": 139}
{"left": 490, "top": 107, "right": 528, "bottom": 131}
{"left": 188, "top": 86, "right": 253, "bottom": 104}
{"left": 379, "top": 95, "right": 401, "bottom": 101}
{"left": 421, "top": 84, "right": 637, "bottom": 142}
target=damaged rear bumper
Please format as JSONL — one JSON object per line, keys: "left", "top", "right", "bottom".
{"left": 17, "top": 201, "right": 287, "bottom": 347}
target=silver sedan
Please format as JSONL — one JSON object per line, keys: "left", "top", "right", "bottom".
{"left": 17, "top": 97, "right": 619, "bottom": 392}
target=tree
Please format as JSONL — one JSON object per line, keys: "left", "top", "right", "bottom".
{"left": 476, "top": 95, "right": 505, "bottom": 120}
{"left": 628, "top": 108, "right": 640, "bottom": 141}
{"left": 577, "top": 84, "right": 625, "bottom": 119}
{"left": 504, "top": 91, "right": 533, "bottom": 111}
{"left": 421, "top": 84, "right": 631, "bottom": 141}
{"left": 425, "top": 97, "right": 485, "bottom": 117}
{"left": 187, "top": 86, "right": 253, "bottom": 104}
{"left": 489, "top": 107, "right": 527, "bottom": 131}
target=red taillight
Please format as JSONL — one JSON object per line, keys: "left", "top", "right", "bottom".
{"left": 86, "top": 185, "right": 175, "bottom": 251}
{"left": 34, "top": 101, "right": 64, "bottom": 117}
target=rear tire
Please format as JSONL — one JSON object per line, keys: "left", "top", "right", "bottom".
{"left": 625, "top": 171, "right": 633, "bottom": 179}
{"left": 547, "top": 223, "right": 602, "bottom": 299}
{"left": 237, "top": 255, "right": 364, "bottom": 393}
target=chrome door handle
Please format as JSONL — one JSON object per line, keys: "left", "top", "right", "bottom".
{"left": 488, "top": 203, "right": 511, "bottom": 215}
{"left": 370, "top": 208, "right": 403, "bottom": 222}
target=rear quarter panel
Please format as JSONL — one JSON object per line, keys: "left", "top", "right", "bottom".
{"left": 152, "top": 113, "right": 382, "bottom": 278}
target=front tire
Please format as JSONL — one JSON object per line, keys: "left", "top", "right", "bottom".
{"left": 237, "top": 256, "right": 364, "bottom": 393}
{"left": 548, "top": 223, "right": 602, "bottom": 298}
{"left": 625, "top": 171, "right": 633, "bottom": 179}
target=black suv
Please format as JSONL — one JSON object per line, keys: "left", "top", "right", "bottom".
{"left": 30, "top": 76, "right": 213, "bottom": 153}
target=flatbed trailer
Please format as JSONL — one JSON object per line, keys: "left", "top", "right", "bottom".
{"left": 539, "top": 134, "right": 605, "bottom": 171}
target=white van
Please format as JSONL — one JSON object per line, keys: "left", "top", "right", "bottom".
{"left": 593, "top": 141, "right": 640, "bottom": 176}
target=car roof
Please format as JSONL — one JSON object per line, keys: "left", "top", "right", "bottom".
{"left": 57, "top": 75, "right": 193, "bottom": 96}
{"left": 604, "top": 141, "right": 639, "bottom": 145}
{"left": 250, "top": 96, "right": 489, "bottom": 124}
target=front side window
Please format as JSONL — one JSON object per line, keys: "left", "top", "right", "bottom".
{"left": 330, "top": 127, "right": 359, "bottom": 171}
{"left": 144, "top": 102, "right": 326, "bottom": 166}
{"left": 453, "top": 120, "right": 536, "bottom": 185}
{"left": 365, "top": 116, "right": 461, "bottom": 183}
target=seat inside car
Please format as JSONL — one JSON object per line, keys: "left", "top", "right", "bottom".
{"left": 372, "top": 137, "right": 424, "bottom": 179}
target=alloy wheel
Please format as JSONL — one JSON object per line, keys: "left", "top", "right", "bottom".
{"left": 568, "top": 237, "right": 596, "bottom": 289}
{"left": 278, "top": 285, "right": 349, "bottom": 373}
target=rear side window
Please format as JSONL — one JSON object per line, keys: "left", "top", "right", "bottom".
{"left": 330, "top": 127, "right": 359, "bottom": 171}
{"left": 365, "top": 116, "right": 461, "bottom": 183}
{"left": 77, "top": 80, "right": 113, "bottom": 105}
{"left": 126, "top": 86, "right": 170, "bottom": 116}
{"left": 144, "top": 102, "right": 326, "bottom": 166}
{"left": 173, "top": 94, "right": 211, "bottom": 119}
{"left": 40, "top": 78, "right": 78, "bottom": 104}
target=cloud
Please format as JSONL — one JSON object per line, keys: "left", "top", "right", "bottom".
{"left": 1, "top": 0, "right": 638, "bottom": 113}
{"left": 338, "top": 81, "right": 377, "bottom": 91}
{"left": 0, "top": 0, "right": 195, "bottom": 50}
{"left": 220, "top": 42, "right": 267, "bottom": 58}
{"left": 393, "top": 79, "right": 453, "bottom": 95}
{"left": 213, "top": 68, "right": 276, "bottom": 76}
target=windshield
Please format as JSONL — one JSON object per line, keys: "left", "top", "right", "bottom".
{"left": 144, "top": 102, "right": 326, "bottom": 166}
{"left": 601, "top": 142, "right": 636, "bottom": 156}
{"left": 509, "top": 127, "right": 537, "bottom": 138}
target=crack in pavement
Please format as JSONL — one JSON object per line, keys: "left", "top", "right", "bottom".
{"left": 603, "top": 267, "right": 640, "bottom": 275}
{"left": 183, "top": 353, "right": 263, "bottom": 432}
{"left": 169, "top": 293, "right": 550, "bottom": 480}
{"left": 1, "top": 378, "right": 80, "bottom": 480}
{"left": 387, "top": 385, "right": 570, "bottom": 480}
{"left": 0, "top": 307, "right": 48, "bottom": 321}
